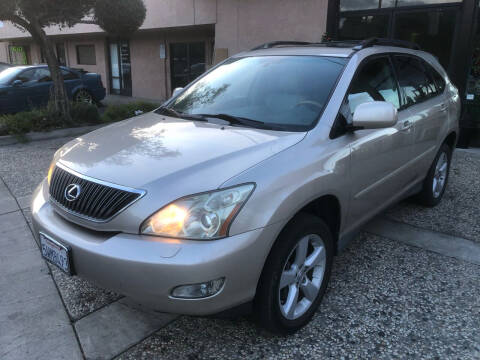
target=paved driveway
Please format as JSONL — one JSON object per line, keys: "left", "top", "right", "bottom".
{"left": 1, "top": 137, "right": 479, "bottom": 360}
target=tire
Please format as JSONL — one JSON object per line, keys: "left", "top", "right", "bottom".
{"left": 74, "top": 89, "right": 94, "bottom": 104}
{"left": 254, "top": 213, "right": 334, "bottom": 334}
{"left": 416, "top": 143, "right": 452, "bottom": 207}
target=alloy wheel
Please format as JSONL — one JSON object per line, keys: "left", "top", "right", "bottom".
{"left": 278, "top": 234, "right": 326, "bottom": 320}
{"left": 75, "top": 89, "right": 94, "bottom": 104}
{"left": 432, "top": 152, "right": 448, "bottom": 198}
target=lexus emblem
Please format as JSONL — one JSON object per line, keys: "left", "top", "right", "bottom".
{"left": 64, "top": 184, "right": 81, "bottom": 202}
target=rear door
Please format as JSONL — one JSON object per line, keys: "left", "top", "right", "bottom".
{"left": 61, "top": 68, "right": 81, "bottom": 99}
{"left": 393, "top": 55, "right": 447, "bottom": 177}
{"left": 345, "top": 56, "right": 416, "bottom": 229}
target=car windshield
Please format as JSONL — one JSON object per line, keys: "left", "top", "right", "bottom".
{"left": 0, "top": 67, "right": 21, "bottom": 84}
{"left": 164, "top": 56, "right": 347, "bottom": 131}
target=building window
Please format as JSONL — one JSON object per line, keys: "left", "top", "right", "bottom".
{"left": 76, "top": 45, "right": 96, "bottom": 65}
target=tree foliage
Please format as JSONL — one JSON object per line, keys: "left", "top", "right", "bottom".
{"left": 95, "top": 0, "right": 146, "bottom": 38}
{"left": 0, "top": 0, "right": 146, "bottom": 120}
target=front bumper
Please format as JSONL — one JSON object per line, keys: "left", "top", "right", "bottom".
{"left": 31, "top": 180, "right": 281, "bottom": 315}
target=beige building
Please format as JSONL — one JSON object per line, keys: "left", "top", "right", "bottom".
{"left": 0, "top": 0, "right": 329, "bottom": 102}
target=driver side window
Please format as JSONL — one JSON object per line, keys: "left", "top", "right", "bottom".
{"left": 347, "top": 57, "right": 400, "bottom": 115}
{"left": 331, "top": 57, "right": 401, "bottom": 139}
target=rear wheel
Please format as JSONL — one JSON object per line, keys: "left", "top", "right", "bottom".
{"left": 74, "top": 89, "right": 94, "bottom": 104}
{"left": 416, "top": 143, "right": 452, "bottom": 207}
{"left": 254, "top": 213, "right": 334, "bottom": 334}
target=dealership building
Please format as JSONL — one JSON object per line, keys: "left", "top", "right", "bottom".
{"left": 0, "top": 0, "right": 479, "bottom": 145}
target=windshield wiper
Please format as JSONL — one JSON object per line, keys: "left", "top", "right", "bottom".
{"left": 194, "top": 113, "right": 281, "bottom": 130}
{"left": 155, "top": 106, "right": 183, "bottom": 118}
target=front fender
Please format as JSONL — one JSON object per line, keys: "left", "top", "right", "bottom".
{"left": 223, "top": 133, "right": 352, "bottom": 239}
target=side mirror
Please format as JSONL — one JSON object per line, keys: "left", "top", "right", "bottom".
{"left": 352, "top": 101, "right": 398, "bottom": 130}
{"left": 12, "top": 79, "right": 23, "bottom": 87}
{"left": 171, "top": 87, "right": 184, "bottom": 98}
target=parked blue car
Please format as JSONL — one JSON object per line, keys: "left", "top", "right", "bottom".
{"left": 0, "top": 65, "right": 106, "bottom": 114}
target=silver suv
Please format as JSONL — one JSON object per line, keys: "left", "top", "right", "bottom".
{"left": 32, "top": 39, "right": 460, "bottom": 334}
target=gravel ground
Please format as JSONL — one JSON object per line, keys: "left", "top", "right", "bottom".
{"left": 119, "top": 233, "right": 480, "bottom": 360}
{"left": 0, "top": 137, "right": 74, "bottom": 197}
{"left": 386, "top": 150, "right": 480, "bottom": 242}
{"left": 48, "top": 264, "right": 122, "bottom": 321}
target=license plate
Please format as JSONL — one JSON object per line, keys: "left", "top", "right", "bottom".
{"left": 39, "top": 233, "right": 72, "bottom": 275}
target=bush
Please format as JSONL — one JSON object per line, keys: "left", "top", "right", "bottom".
{"left": 101, "top": 101, "right": 159, "bottom": 123}
{"left": 0, "top": 100, "right": 158, "bottom": 138}
{"left": 0, "top": 102, "right": 101, "bottom": 137}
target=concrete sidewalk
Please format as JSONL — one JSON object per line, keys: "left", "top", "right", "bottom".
{"left": 0, "top": 180, "right": 82, "bottom": 360}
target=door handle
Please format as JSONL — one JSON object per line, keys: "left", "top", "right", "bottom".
{"left": 401, "top": 120, "right": 412, "bottom": 131}
{"left": 440, "top": 103, "right": 448, "bottom": 112}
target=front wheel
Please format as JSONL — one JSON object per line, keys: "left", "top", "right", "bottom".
{"left": 254, "top": 213, "right": 334, "bottom": 334}
{"left": 416, "top": 143, "right": 452, "bottom": 207}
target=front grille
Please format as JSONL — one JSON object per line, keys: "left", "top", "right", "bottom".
{"left": 49, "top": 165, "right": 144, "bottom": 222}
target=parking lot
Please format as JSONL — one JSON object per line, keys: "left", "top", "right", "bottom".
{"left": 1, "top": 137, "right": 479, "bottom": 360}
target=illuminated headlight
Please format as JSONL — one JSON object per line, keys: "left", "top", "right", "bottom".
{"left": 140, "top": 184, "right": 255, "bottom": 239}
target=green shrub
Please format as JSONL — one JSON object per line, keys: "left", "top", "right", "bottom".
{"left": 0, "top": 101, "right": 157, "bottom": 138}
{"left": 0, "top": 102, "right": 100, "bottom": 136}
{"left": 101, "top": 101, "right": 159, "bottom": 123}
{"left": 71, "top": 102, "right": 101, "bottom": 125}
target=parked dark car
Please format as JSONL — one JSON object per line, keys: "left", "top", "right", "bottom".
{"left": 0, "top": 65, "right": 106, "bottom": 114}
{"left": 0, "top": 62, "right": 12, "bottom": 72}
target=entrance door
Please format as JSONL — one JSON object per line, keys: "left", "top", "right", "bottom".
{"left": 109, "top": 41, "right": 132, "bottom": 96}
{"left": 170, "top": 42, "right": 206, "bottom": 91}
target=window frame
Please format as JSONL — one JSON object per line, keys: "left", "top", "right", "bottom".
{"left": 76, "top": 44, "right": 97, "bottom": 66}
{"left": 330, "top": 53, "right": 404, "bottom": 139}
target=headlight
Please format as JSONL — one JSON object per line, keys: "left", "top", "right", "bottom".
{"left": 47, "top": 160, "right": 56, "bottom": 185}
{"left": 141, "top": 184, "right": 255, "bottom": 239}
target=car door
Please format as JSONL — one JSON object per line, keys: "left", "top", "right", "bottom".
{"left": 344, "top": 56, "right": 416, "bottom": 230}
{"left": 394, "top": 55, "right": 448, "bottom": 176}
{"left": 30, "top": 68, "right": 53, "bottom": 107}
{"left": 62, "top": 68, "right": 81, "bottom": 99}
{"left": 10, "top": 68, "right": 40, "bottom": 111}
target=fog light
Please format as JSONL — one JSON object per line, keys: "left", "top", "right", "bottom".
{"left": 171, "top": 278, "right": 225, "bottom": 299}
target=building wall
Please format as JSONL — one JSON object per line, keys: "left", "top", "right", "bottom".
{"left": 65, "top": 37, "right": 109, "bottom": 92}
{"left": 130, "top": 26, "right": 214, "bottom": 100}
{"left": 215, "top": 0, "right": 329, "bottom": 60}
{"left": 0, "top": 42, "right": 9, "bottom": 62}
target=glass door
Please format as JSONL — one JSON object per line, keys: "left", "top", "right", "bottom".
{"left": 170, "top": 42, "right": 206, "bottom": 91}
{"left": 109, "top": 41, "right": 132, "bottom": 96}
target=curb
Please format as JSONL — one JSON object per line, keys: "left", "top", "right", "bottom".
{"left": 0, "top": 125, "right": 104, "bottom": 147}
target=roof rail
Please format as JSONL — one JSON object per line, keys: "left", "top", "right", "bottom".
{"left": 251, "top": 41, "right": 313, "bottom": 50}
{"left": 250, "top": 40, "right": 364, "bottom": 51}
{"left": 353, "top": 38, "right": 421, "bottom": 51}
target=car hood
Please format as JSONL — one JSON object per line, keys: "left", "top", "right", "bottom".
{"left": 56, "top": 112, "right": 306, "bottom": 191}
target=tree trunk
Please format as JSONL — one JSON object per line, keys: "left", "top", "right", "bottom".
{"left": 30, "top": 22, "right": 72, "bottom": 122}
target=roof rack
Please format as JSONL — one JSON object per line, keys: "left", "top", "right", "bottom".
{"left": 250, "top": 40, "right": 362, "bottom": 51}
{"left": 250, "top": 38, "right": 421, "bottom": 52}
{"left": 251, "top": 41, "right": 313, "bottom": 50}
{"left": 353, "top": 38, "right": 421, "bottom": 51}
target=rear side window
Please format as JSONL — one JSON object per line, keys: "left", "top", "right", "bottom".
{"left": 347, "top": 57, "right": 400, "bottom": 114}
{"left": 62, "top": 69, "right": 78, "bottom": 80}
{"left": 394, "top": 56, "right": 437, "bottom": 106}
{"left": 429, "top": 66, "right": 446, "bottom": 94}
